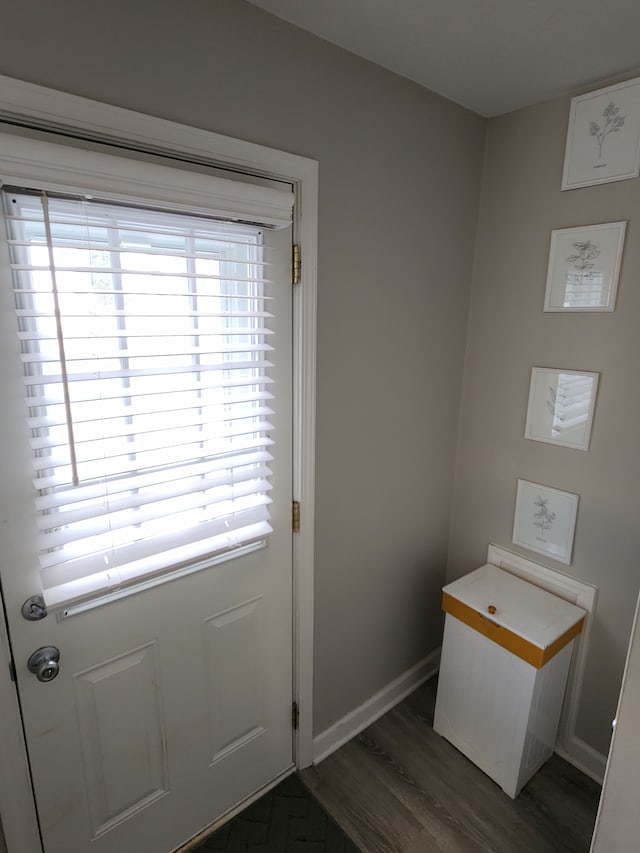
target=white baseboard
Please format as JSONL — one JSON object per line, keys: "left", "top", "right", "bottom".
{"left": 312, "top": 648, "right": 441, "bottom": 765}
{"left": 311, "top": 645, "right": 606, "bottom": 785}
{"left": 555, "top": 736, "right": 607, "bottom": 785}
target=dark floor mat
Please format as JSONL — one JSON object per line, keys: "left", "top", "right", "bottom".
{"left": 196, "top": 774, "right": 362, "bottom": 852}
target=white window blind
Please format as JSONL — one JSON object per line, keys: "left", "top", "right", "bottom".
{"left": 3, "top": 187, "right": 285, "bottom": 607}
{"left": 550, "top": 373, "right": 594, "bottom": 437}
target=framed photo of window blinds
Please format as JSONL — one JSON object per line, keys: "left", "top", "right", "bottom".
{"left": 525, "top": 367, "right": 599, "bottom": 451}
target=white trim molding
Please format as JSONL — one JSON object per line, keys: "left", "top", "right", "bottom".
{"left": 312, "top": 649, "right": 441, "bottom": 765}
{"left": 487, "top": 544, "right": 606, "bottom": 782}
{"left": 0, "top": 74, "right": 318, "bottom": 850}
{"left": 555, "top": 738, "right": 608, "bottom": 785}
{"left": 0, "top": 610, "right": 42, "bottom": 853}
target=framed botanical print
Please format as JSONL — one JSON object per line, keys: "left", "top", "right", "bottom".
{"left": 562, "top": 76, "right": 640, "bottom": 189}
{"left": 544, "top": 222, "right": 626, "bottom": 312}
{"left": 513, "top": 480, "right": 579, "bottom": 565}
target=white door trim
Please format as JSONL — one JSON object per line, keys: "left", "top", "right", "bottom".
{"left": 0, "top": 74, "right": 317, "bottom": 853}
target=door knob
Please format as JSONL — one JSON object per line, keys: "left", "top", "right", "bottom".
{"left": 27, "top": 646, "right": 60, "bottom": 682}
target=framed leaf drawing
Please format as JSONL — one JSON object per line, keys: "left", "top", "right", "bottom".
{"left": 562, "top": 76, "right": 640, "bottom": 189}
{"left": 525, "top": 367, "right": 599, "bottom": 451}
{"left": 512, "top": 480, "right": 579, "bottom": 565}
{"left": 544, "top": 221, "right": 626, "bottom": 312}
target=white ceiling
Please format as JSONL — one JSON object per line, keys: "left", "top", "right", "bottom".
{"left": 247, "top": 0, "right": 640, "bottom": 116}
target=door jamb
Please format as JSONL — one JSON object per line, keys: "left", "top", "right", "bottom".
{"left": 0, "top": 74, "right": 317, "bottom": 853}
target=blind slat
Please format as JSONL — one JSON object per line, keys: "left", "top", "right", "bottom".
{"left": 18, "top": 326, "right": 275, "bottom": 341}
{"left": 39, "top": 504, "right": 272, "bottom": 574}
{"left": 33, "top": 421, "right": 274, "bottom": 470}
{"left": 5, "top": 213, "right": 269, "bottom": 245}
{"left": 25, "top": 374, "right": 274, "bottom": 409}
{"left": 43, "top": 521, "right": 273, "bottom": 609}
{"left": 17, "top": 308, "right": 274, "bottom": 319}
{"left": 35, "top": 449, "right": 273, "bottom": 510}
{"left": 40, "top": 483, "right": 273, "bottom": 547}
{"left": 28, "top": 390, "right": 274, "bottom": 428}
{"left": 29, "top": 406, "right": 274, "bottom": 445}
{"left": 36, "top": 465, "right": 273, "bottom": 529}
{"left": 11, "top": 264, "right": 272, "bottom": 285}
{"left": 22, "top": 360, "right": 273, "bottom": 386}
{"left": 21, "top": 345, "right": 274, "bottom": 365}
{"left": 9, "top": 237, "right": 272, "bottom": 264}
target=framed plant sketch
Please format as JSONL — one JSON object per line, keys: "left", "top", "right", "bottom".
{"left": 512, "top": 480, "right": 579, "bottom": 565}
{"left": 562, "top": 76, "right": 640, "bottom": 189}
{"left": 525, "top": 367, "right": 599, "bottom": 451}
{"left": 544, "top": 221, "right": 626, "bottom": 312}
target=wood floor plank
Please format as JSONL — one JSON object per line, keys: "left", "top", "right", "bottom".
{"left": 302, "top": 742, "right": 426, "bottom": 853}
{"left": 348, "top": 727, "right": 491, "bottom": 853}
{"left": 305, "top": 677, "right": 601, "bottom": 853}
{"left": 516, "top": 755, "right": 600, "bottom": 851}
{"left": 365, "top": 705, "right": 546, "bottom": 853}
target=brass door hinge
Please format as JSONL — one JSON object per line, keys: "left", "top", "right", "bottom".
{"left": 292, "top": 700, "right": 299, "bottom": 730}
{"left": 292, "top": 244, "right": 301, "bottom": 285}
{"left": 292, "top": 500, "right": 301, "bottom": 533}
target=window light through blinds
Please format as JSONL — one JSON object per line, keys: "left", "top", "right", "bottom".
{"left": 550, "top": 373, "right": 593, "bottom": 437}
{"left": 4, "top": 189, "right": 278, "bottom": 607}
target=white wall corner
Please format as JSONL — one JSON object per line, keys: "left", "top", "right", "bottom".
{"left": 312, "top": 648, "right": 441, "bottom": 765}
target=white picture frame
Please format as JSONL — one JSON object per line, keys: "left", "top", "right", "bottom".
{"left": 544, "top": 221, "right": 626, "bottom": 312}
{"left": 512, "top": 480, "right": 579, "bottom": 565}
{"left": 525, "top": 367, "right": 599, "bottom": 451}
{"left": 562, "top": 76, "right": 640, "bottom": 190}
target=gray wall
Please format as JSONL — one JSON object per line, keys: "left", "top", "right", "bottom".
{"left": 448, "top": 94, "right": 640, "bottom": 755}
{"left": 0, "top": 0, "right": 485, "bottom": 735}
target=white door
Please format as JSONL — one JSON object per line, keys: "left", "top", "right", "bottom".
{"left": 0, "top": 137, "right": 295, "bottom": 853}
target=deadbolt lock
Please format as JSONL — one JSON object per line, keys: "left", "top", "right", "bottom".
{"left": 21, "top": 594, "right": 48, "bottom": 621}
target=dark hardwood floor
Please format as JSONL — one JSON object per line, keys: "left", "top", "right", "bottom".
{"left": 302, "top": 677, "right": 602, "bottom": 853}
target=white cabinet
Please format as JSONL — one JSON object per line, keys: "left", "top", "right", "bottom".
{"left": 434, "top": 564, "right": 585, "bottom": 798}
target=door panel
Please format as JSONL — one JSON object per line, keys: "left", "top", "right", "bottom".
{"left": 0, "top": 217, "right": 293, "bottom": 853}
{"left": 73, "top": 642, "right": 168, "bottom": 837}
{"left": 205, "top": 597, "right": 267, "bottom": 761}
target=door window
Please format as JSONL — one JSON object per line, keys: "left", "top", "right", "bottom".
{"left": 3, "top": 189, "right": 278, "bottom": 607}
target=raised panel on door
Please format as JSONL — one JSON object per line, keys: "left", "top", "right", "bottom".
{"left": 73, "top": 642, "right": 168, "bottom": 837}
{"left": 205, "top": 597, "right": 267, "bottom": 763}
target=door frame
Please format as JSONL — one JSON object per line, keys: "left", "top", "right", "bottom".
{"left": 0, "top": 74, "right": 317, "bottom": 853}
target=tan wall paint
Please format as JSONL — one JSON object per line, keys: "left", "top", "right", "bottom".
{"left": 0, "top": 0, "right": 485, "bottom": 736}
{"left": 448, "top": 93, "right": 640, "bottom": 755}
